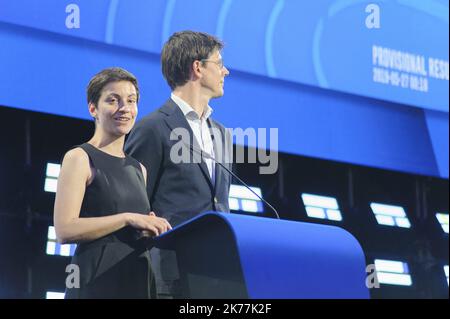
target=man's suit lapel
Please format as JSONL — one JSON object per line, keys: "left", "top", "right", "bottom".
{"left": 208, "top": 118, "right": 225, "bottom": 195}
{"left": 161, "top": 99, "right": 214, "bottom": 191}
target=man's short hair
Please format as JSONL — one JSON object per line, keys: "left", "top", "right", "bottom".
{"left": 161, "top": 30, "right": 224, "bottom": 90}
{"left": 87, "top": 67, "right": 140, "bottom": 107}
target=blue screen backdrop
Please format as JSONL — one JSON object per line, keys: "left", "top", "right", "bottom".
{"left": 0, "top": 0, "right": 448, "bottom": 178}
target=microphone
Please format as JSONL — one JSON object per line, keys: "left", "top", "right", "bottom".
{"left": 187, "top": 143, "right": 280, "bottom": 219}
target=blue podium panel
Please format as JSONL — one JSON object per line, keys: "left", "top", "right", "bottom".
{"left": 153, "top": 212, "right": 369, "bottom": 299}
{"left": 220, "top": 213, "right": 369, "bottom": 299}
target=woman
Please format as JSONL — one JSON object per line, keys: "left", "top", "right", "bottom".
{"left": 54, "top": 67, "right": 171, "bottom": 298}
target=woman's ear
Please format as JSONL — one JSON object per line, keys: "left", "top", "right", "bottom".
{"left": 88, "top": 102, "right": 97, "bottom": 119}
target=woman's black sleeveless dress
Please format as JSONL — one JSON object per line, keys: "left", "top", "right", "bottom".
{"left": 65, "top": 143, "right": 156, "bottom": 299}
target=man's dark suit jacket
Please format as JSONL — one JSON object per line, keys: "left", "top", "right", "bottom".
{"left": 125, "top": 98, "right": 231, "bottom": 296}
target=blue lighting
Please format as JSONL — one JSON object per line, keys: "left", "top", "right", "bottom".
{"left": 45, "top": 291, "right": 65, "bottom": 299}
{"left": 44, "top": 163, "right": 60, "bottom": 193}
{"left": 229, "top": 185, "right": 264, "bottom": 213}
{"left": 374, "top": 259, "right": 413, "bottom": 286}
{"left": 436, "top": 213, "right": 449, "bottom": 234}
{"left": 370, "top": 203, "right": 411, "bottom": 228}
{"left": 301, "top": 193, "right": 343, "bottom": 222}
{"left": 46, "top": 226, "right": 76, "bottom": 257}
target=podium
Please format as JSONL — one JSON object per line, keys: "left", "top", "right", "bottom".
{"left": 152, "top": 212, "right": 369, "bottom": 299}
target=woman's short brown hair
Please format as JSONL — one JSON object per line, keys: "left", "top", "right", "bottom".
{"left": 87, "top": 67, "right": 140, "bottom": 107}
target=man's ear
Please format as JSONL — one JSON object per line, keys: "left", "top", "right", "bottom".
{"left": 191, "top": 60, "right": 203, "bottom": 80}
{"left": 88, "top": 102, "right": 97, "bottom": 119}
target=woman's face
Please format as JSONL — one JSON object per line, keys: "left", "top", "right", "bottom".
{"left": 89, "top": 81, "right": 138, "bottom": 137}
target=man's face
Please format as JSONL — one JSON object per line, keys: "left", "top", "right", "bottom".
{"left": 200, "top": 50, "right": 230, "bottom": 99}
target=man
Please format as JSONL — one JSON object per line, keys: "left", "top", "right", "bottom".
{"left": 125, "top": 30, "right": 232, "bottom": 298}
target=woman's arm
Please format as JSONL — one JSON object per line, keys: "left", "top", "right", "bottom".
{"left": 53, "top": 148, "right": 170, "bottom": 244}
